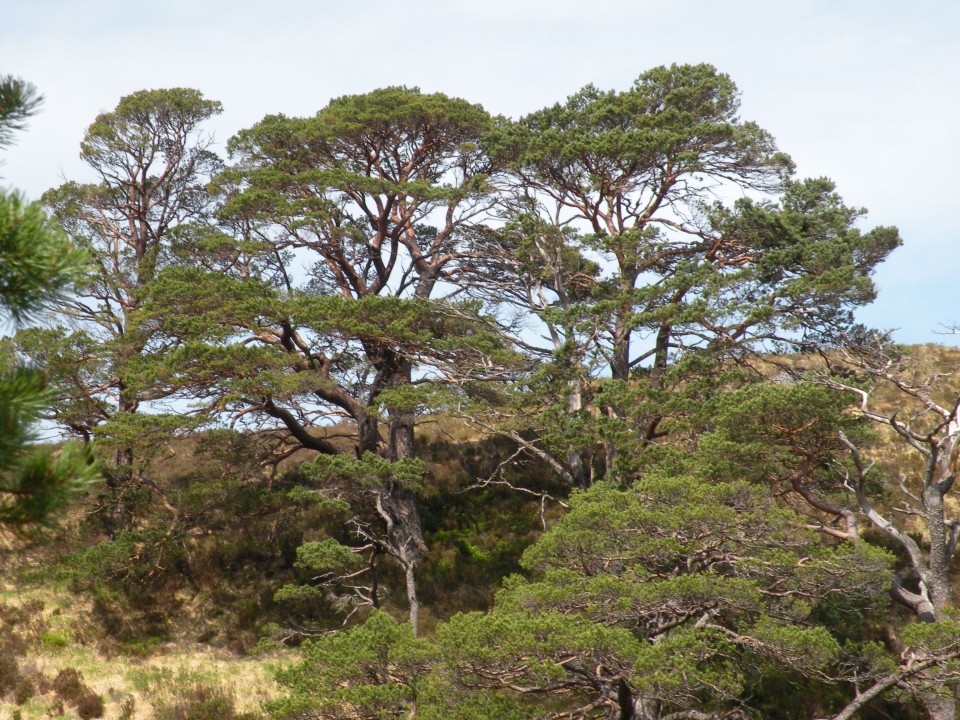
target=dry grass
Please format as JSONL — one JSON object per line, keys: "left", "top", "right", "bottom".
{"left": 0, "top": 583, "right": 287, "bottom": 719}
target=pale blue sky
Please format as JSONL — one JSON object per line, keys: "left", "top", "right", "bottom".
{"left": 2, "top": 0, "right": 958, "bottom": 344}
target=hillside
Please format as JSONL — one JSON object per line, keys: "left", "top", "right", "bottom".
{"left": 0, "top": 344, "right": 958, "bottom": 718}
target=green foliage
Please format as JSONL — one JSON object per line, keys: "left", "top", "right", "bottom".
{"left": 0, "top": 366, "right": 98, "bottom": 529}
{"left": 478, "top": 63, "right": 900, "bottom": 492}
{"left": 269, "top": 611, "right": 428, "bottom": 719}
{"left": 27, "top": 87, "right": 223, "bottom": 485}
{"left": 0, "top": 205, "right": 96, "bottom": 531}
{"left": 691, "top": 381, "right": 863, "bottom": 486}
{"left": 0, "top": 189, "right": 87, "bottom": 323}
{"left": 486, "top": 63, "right": 787, "bottom": 184}
{"left": 268, "top": 611, "right": 539, "bottom": 720}
{"left": 39, "top": 627, "right": 72, "bottom": 648}
{"left": 81, "top": 87, "right": 221, "bottom": 154}
{"left": 10, "top": 327, "right": 106, "bottom": 440}
{"left": 902, "top": 619, "right": 960, "bottom": 656}
{"left": 272, "top": 469, "right": 894, "bottom": 718}
{"left": 294, "top": 538, "right": 366, "bottom": 574}
{"left": 138, "top": 266, "right": 279, "bottom": 343}
{"left": 707, "top": 176, "right": 902, "bottom": 334}
{"left": 52, "top": 430, "right": 380, "bottom": 650}
{"left": 10, "top": 70, "right": 944, "bottom": 718}
{"left": 0, "top": 75, "right": 43, "bottom": 151}
{"left": 303, "top": 452, "right": 425, "bottom": 492}
{"left": 0, "top": 76, "right": 98, "bottom": 532}
{"left": 451, "top": 476, "right": 888, "bottom": 715}
{"left": 92, "top": 412, "right": 205, "bottom": 468}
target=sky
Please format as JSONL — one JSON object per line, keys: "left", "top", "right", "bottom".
{"left": 1, "top": 0, "right": 958, "bottom": 345}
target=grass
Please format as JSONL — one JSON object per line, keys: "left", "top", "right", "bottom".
{"left": 0, "top": 583, "right": 286, "bottom": 719}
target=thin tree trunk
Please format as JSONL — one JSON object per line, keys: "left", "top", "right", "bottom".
{"left": 374, "top": 487, "right": 427, "bottom": 636}
{"left": 404, "top": 561, "right": 419, "bottom": 638}
{"left": 566, "top": 379, "right": 589, "bottom": 486}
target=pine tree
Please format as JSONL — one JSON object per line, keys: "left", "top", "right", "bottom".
{"left": 0, "top": 76, "right": 96, "bottom": 531}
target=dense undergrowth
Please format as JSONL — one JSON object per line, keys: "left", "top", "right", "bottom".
{"left": 0, "top": 420, "right": 565, "bottom": 718}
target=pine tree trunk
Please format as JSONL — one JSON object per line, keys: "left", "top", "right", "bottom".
{"left": 103, "top": 465, "right": 133, "bottom": 538}
{"left": 375, "top": 486, "right": 427, "bottom": 636}
{"left": 389, "top": 409, "right": 415, "bottom": 462}
{"left": 566, "top": 379, "right": 589, "bottom": 486}
{"left": 404, "top": 561, "right": 420, "bottom": 638}
{"left": 370, "top": 357, "right": 427, "bottom": 634}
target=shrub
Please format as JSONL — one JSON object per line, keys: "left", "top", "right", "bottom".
{"left": 117, "top": 696, "right": 136, "bottom": 720}
{"left": 40, "top": 627, "right": 72, "bottom": 647}
{"left": 12, "top": 675, "right": 34, "bottom": 705}
{"left": 75, "top": 691, "right": 106, "bottom": 720}
{"left": 51, "top": 668, "right": 104, "bottom": 719}
{"left": 52, "top": 667, "right": 87, "bottom": 704}
{"left": 0, "top": 655, "right": 21, "bottom": 696}
{"left": 0, "top": 599, "right": 46, "bottom": 657}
